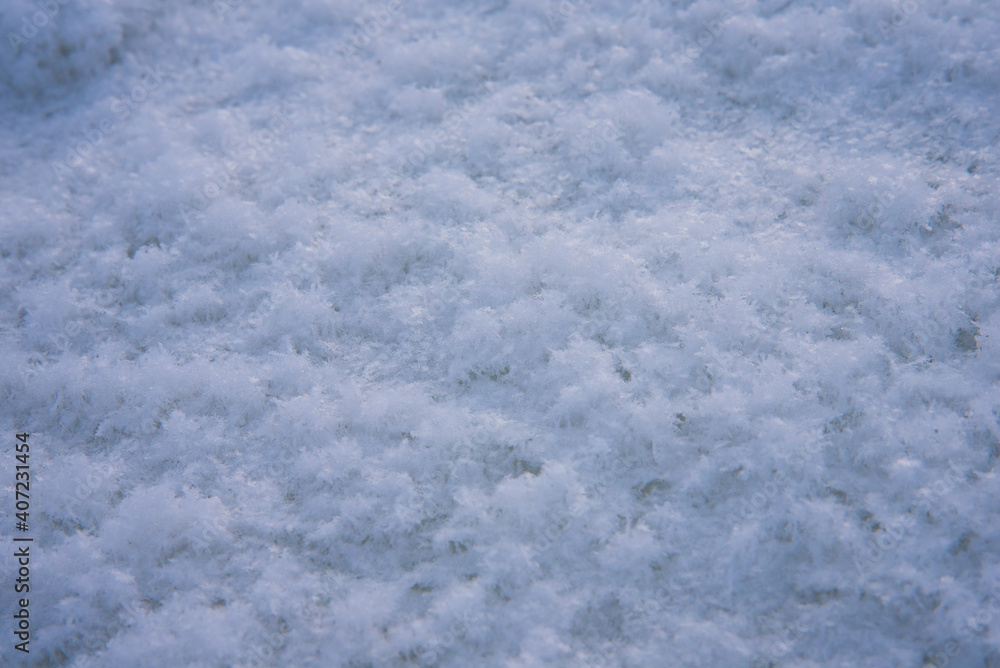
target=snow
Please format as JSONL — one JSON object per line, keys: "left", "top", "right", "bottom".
{"left": 1, "top": 0, "right": 999, "bottom": 665}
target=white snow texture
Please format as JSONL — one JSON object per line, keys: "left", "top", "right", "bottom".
{"left": 1, "top": 0, "right": 999, "bottom": 666}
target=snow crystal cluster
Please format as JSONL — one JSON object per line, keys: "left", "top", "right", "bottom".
{"left": 1, "top": 0, "right": 998, "bottom": 666}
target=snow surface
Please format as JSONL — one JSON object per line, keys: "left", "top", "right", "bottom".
{"left": 1, "top": 0, "right": 999, "bottom": 666}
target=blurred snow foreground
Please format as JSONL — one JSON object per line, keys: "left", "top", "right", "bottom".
{"left": 1, "top": 0, "right": 999, "bottom": 666}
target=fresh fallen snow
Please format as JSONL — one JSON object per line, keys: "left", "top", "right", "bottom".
{"left": 1, "top": 0, "right": 999, "bottom": 666}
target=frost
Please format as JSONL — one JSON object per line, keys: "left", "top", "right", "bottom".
{"left": 2, "top": 0, "right": 999, "bottom": 665}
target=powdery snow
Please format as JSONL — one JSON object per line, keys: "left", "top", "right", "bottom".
{"left": 1, "top": 0, "right": 999, "bottom": 666}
